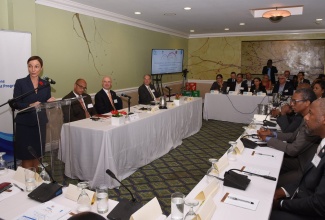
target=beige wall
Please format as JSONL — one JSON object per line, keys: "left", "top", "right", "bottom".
{"left": 1, "top": 0, "right": 187, "bottom": 98}
{"left": 188, "top": 34, "right": 325, "bottom": 81}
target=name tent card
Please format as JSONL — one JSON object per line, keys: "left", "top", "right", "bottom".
{"left": 195, "top": 179, "right": 219, "bottom": 202}
{"left": 64, "top": 184, "right": 95, "bottom": 203}
{"left": 243, "top": 92, "right": 252, "bottom": 96}
{"left": 129, "top": 113, "right": 140, "bottom": 121}
{"left": 196, "top": 196, "right": 216, "bottom": 220}
{"left": 130, "top": 197, "right": 164, "bottom": 220}
{"left": 214, "top": 153, "right": 229, "bottom": 173}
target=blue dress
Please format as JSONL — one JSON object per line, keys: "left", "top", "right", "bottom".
{"left": 13, "top": 75, "right": 51, "bottom": 160}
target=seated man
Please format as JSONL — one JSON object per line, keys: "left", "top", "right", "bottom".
{"left": 138, "top": 74, "right": 160, "bottom": 104}
{"left": 226, "top": 71, "right": 236, "bottom": 88}
{"left": 243, "top": 72, "right": 253, "bottom": 89}
{"left": 272, "top": 73, "right": 294, "bottom": 96}
{"left": 62, "top": 78, "right": 96, "bottom": 123}
{"left": 294, "top": 71, "right": 310, "bottom": 89}
{"left": 270, "top": 98, "right": 325, "bottom": 220}
{"left": 210, "top": 74, "right": 227, "bottom": 93}
{"left": 229, "top": 73, "right": 248, "bottom": 94}
{"left": 257, "top": 88, "right": 320, "bottom": 186}
{"left": 94, "top": 76, "right": 122, "bottom": 114}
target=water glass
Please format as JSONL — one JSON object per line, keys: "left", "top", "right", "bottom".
{"left": 171, "top": 192, "right": 185, "bottom": 220}
{"left": 77, "top": 182, "right": 91, "bottom": 213}
{"left": 96, "top": 184, "right": 109, "bottom": 214}
{"left": 25, "top": 167, "right": 37, "bottom": 192}
{"left": 227, "top": 141, "right": 237, "bottom": 161}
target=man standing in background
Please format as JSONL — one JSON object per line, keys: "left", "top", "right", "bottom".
{"left": 262, "top": 59, "right": 278, "bottom": 84}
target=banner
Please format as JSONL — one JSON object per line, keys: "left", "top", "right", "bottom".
{"left": 0, "top": 30, "right": 31, "bottom": 168}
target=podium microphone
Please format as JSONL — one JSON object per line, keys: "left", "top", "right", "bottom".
{"left": 165, "top": 86, "right": 172, "bottom": 90}
{"left": 106, "top": 169, "right": 142, "bottom": 220}
{"left": 27, "top": 146, "right": 62, "bottom": 202}
{"left": 42, "top": 76, "right": 56, "bottom": 84}
{"left": 121, "top": 93, "right": 132, "bottom": 99}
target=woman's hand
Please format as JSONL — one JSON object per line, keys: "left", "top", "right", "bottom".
{"left": 47, "top": 97, "right": 56, "bottom": 102}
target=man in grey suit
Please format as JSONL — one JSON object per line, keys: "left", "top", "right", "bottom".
{"left": 257, "top": 88, "right": 321, "bottom": 186}
{"left": 270, "top": 98, "right": 325, "bottom": 220}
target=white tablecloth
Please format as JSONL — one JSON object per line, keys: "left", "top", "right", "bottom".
{"left": 60, "top": 98, "right": 202, "bottom": 188}
{"left": 203, "top": 93, "right": 270, "bottom": 124}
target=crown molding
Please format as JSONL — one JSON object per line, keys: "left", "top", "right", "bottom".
{"left": 189, "top": 29, "right": 325, "bottom": 38}
{"left": 35, "top": 0, "right": 189, "bottom": 38}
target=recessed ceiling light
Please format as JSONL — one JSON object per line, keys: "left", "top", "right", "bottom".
{"left": 239, "top": 23, "right": 245, "bottom": 26}
{"left": 224, "top": 28, "right": 229, "bottom": 31}
{"left": 134, "top": 12, "right": 141, "bottom": 15}
{"left": 316, "top": 18, "right": 323, "bottom": 21}
{"left": 190, "top": 30, "right": 195, "bottom": 33}
{"left": 184, "top": 7, "right": 191, "bottom": 10}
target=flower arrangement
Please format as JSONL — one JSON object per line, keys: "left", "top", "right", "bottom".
{"left": 111, "top": 110, "right": 127, "bottom": 117}
{"left": 175, "top": 94, "right": 182, "bottom": 100}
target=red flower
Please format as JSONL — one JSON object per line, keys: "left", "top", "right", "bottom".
{"left": 120, "top": 111, "right": 127, "bottom": 115}
{"left": 111, "top": 110, "right": 119, "bottom": 115}
{"left": 39, "top": 81, "right": 44, "bottom": 86}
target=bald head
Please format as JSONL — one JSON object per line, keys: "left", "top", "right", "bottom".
{"left": 102, "top": 76, "right": 112, "bottom": 90}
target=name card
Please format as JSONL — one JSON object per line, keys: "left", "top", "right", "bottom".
{"left": 228, "top": 91, "right": 237, "bottom": 95}
{"left": 129, "top": 113, "right": 140, "bottom": 121}
{"left": 210, "top": 90, "right": 219, "bottom": 94}
{"left": 130, "top": 197, "right": 164, "bottom": 220}
{"left": 13, "top": 166, "right": 42, "bottom": 184}
{"left": 64, "top": 184, "right": 95, "bottom": 203}
{"left": 197, "top": 196, "right": 216, "bottom": 220}
{"left": 195, "top": 179, "right": 219, "bottom": 202}
{"left": 214, "top": 153, "right": 229, "bottom": 173}
{"left": 234, "top": 140, "right": 244, "bottom": 154}
{"left": 257, "top": 92, "right": 266, "bottom": 96}
{"left": 243, "top": 92, "right": 252, "bottom": 96}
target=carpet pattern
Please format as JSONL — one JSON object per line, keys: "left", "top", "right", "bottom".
{"left": 52, "top": 120, "right": 245, "bottom": 216}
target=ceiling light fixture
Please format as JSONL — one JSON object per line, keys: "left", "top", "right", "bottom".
{"left": 262, "top": 7, "right": 291, "bottom": 23}
{"left": 224, "top": 28, "right": 229, "bottom": 31}
{"left": 239, "top": 23, "right": 245, "bottom": 26}
{"left": 134, "top": 12, "right": 141, "bottom": 15}
{"left": 190, "top": 30, "right": 195, "bottom": 33}
{"left": 184, "top": 7, "right": 191, "bottom": 10}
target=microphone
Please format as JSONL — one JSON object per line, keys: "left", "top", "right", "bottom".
{"left": 121, "top": 93, "right": 131, "bottom": 99}
{"left": 42, "top": 76, "right": 56, "bottom": 84}
{"left": 263, "top": 111, "right": 277, "bottom": 127}
{"left": 228, "top": 169, "right": 276, "bottom": 181}
{"left": 165, "top": 86, "right": 172, "bottom": 90}
{"left": 106, "top": 169, "right": 142, "bottom": 220}
{"left": 26, "top": 146, "right": 62, "bottom": 202}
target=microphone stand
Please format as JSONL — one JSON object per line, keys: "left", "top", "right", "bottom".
{"left": 126, "top": 97, "right": 133, "bottom": 115}
{"left": 166, "top": 88, "right": 172, "bottom": 102}
{"left": 0, "top": 83, "right": 50, "bottom": 169}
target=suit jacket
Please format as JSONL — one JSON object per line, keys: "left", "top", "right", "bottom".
{"left": 229, "top": 81, "right": 248, "bottom": 94}
{"left": 13, "top": 75, "right": 51, "bottom": 126}
{"left": 138, "top": 84, "right": 160, "bottom": 104}
{"left": 262, "top": 66, "right": 278, "bottom": 84}
{"left": 277, "top": 113, "right": 303, "bottom": 133}
{"left": 250, "top": 84, "right": 267, "bottom": 94}
{"left": 210, "top": 81, "right": 227, "bottom": 93}
{"left": 280, "top": 139, "right": 325, "bottom": 218}
{"left": 226, "top": 78, "right": 236, "bottom": 88}
{"left": 272, "top": 82, "right": 294, "bottom": 96}
{"left": 267, "top": 121, "right": 321, "bottom": 171}
{"left": 94, "top": 89, "right": 122, "bottom": 114}
{"left": 294, "top": 79, "right": 311, "bottom": 89}
{"left": 62, "top": 91, "right": 96, "bottom": 123}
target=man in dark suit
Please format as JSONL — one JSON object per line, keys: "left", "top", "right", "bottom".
{"left": 284, "top": 70, "right": 294, "bottom": 87}
{"left": 94, "top": 76, "right": 122, "bottom": 114}
{"left": 272, "top": 73, "right": 294, "bottom": 96}
{"left": 62, "top": 79, "right": 96, "bottom": 123}
{"left": 257, "top": 88, "right": 320, "bottom": 186}
{"left": 294, "top": 71, "right": 311, "bottom": 89}
{"left": 138, "top": 74, "right": 160, "bottom": 104}
{"left": 229, "top": 73, "right": 248, "bottom": 94}
{"left": 262, "top": 59, "right": 278, "bottom": 84}
{"left": 226, "top": 72, "right": 236, "bottom": 88}
{"left": 270, "top": 98, "right": 325, "bottom": 220}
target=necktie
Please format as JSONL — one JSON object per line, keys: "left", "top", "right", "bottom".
{"left": 79, "top": 96, "right": 90, "bottom": 118}
{"left": 107, "top": 91, "right": 116, "bottom": 110}
{"left": 147, "top": 86, "right": 155, "bottom": 100}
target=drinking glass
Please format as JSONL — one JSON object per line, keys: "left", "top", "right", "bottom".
{"left": 206, "top": 158, "right": 218, "bottom": 183}
{"left": 171, "top": 192, "right": 185, "bottom": 220}
{"left": 227, "top": 141, "right": 237, "bottom": 161}
{"left": 184, "top": 199, "right": 199, "bottom": 220}
{"left": 77, "top": 182, "right": 91, "bottom": 213}
{"left": 0, "top": 152, "right": 8, "bottom": 175}
{"left": 25, "top": 167, "right": 37, "bottom": 192}
{"left": 38, "top": 163, "right": 51, "bottom": 183}
{"left": 96, "top": 184, "right": 109, "bottom": 214}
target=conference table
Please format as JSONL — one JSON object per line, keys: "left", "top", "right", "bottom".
{"left": 60, "top": 97, "right": 202, "bottom": 188}
{"left": 0, "top": 169, "right": 118, "bottom": 219}
{"left": 203, "top": 93, "right": 270, "bottom": 124}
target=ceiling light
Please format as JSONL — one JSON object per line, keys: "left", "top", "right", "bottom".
{"left": 316, "top": 18, "right": 323, "bottom": 21}
{"left": 190, "top": 30, "right": 195, "bottom": 33}
{"left": 184, "top": 7, "right": 191, "bottom": 10}
{"left": 134, "top": 12, "right": 141, "bottom": 15}
{"left": 239, "top": 23, "right": 245, "bottom": 26}
{"left": 262, "top": 7, "right": 291, "bottom": 23}
{"left": 224, "top": 28, "right": 229, "bottom": 31}
{"left": 315, "top": 18, "right": 323, "bottom": 24}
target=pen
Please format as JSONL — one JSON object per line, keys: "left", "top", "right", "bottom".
{"left": 228, "top": 196, "right": 254, "bottom": 204}
{"left": 13, "top": 183, "right": 24, "bottom": 192}
{"left": 256, "top": 153, "right": 274, "bottom": 157}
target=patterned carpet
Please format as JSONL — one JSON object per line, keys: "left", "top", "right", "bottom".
{"left": 53, "top": 120, "right": 245, "bottom": 216}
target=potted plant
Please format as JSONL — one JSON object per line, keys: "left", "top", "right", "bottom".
{"left": 174, "top": 94, "right": 182, "bottom": 106}
{"left": 111, "top": 110, "right": 127, "bottom": 125}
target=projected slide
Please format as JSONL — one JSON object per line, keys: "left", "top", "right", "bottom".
{"left": 151, "top": 49, "right": 183, "bottom": 74}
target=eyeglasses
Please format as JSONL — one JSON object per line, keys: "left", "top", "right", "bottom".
{"left": 290, "top": 99, "right": 306, "bottom": 105}
{"left": 76, "top": 83, "right": 87, "bottom": 91}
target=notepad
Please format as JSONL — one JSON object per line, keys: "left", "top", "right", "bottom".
{"left": 221, "top": 192, "right": 259, "bottom": 211}
{"left": 130, "top": 197, "right": 165, "bottom": 220}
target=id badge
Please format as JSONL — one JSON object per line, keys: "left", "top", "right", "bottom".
{"left": 311, "top": 154, "right": 321, "bottom": 168}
